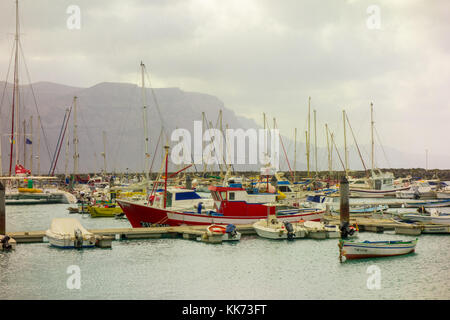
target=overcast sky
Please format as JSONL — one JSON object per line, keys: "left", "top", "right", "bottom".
{"left": 1, "top": 0, "right": 449, "bottom": 168}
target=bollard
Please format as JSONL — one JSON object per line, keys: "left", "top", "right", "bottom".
{"left": 0, "top": 181, "right": 5, "bottom": 235}
{"left": 339, "top": 175, "right": 350, "bottom": 238}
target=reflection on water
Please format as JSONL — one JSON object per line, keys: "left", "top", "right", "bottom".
{"left": 1, "top": 203, "right": 449, "bottom": 299}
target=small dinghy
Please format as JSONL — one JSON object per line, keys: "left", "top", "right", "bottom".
{"left": 46, "top": 218, "right": 96, "bottom": 249}
{"left": 324, "top": 224, "right": 341, "bottom": 239}
{"left": 206, "top": 224, "right": 241, "bottom": 241}
{"left": 339, "top": 238, "right": 418, "bottom": 261}
{"left": 302, "top": 221, "right": 327, "bottom": 239}
{"left": 253, "top": 215, "right": 307, "bottom": 240}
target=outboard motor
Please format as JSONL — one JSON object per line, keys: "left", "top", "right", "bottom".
{"left": 74, "top": 228, "right": 83, "bottom": 249}
{"left": 1, "top": 235, "right": 12, "bottom": 251}
{"left": 225, "top": 224, "right": 237, "bottom": 238}
{"left": 283, "top": 221, "right": 295, "bottom": 240}
{"left": 340, "top": 221, "right": 350, "bottom": 239}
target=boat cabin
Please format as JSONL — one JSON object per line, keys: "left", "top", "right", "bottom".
{"left": 209, "top": 185, "right": 276, "bottom": 216}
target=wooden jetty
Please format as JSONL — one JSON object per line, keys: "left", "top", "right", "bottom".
{"left": 7, "top": 224, "right": 256, "bottom": 245}
{"left": 5, "top": 219, "right": 450, "bottom": 246}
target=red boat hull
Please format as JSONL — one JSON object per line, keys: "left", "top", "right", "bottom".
{"left": 117, "top": 200, "right": 172, "bottom": 227}
{"left": 117, "top": 200, "right": 323, "bottom": 227}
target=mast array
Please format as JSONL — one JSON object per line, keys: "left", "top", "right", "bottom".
{"left": 371, "top": 102, "right": 374, "bottom": 173}
{"left": 141, "top": 61, "right": 150, "bottom": 180}
{"left": 73, "top": 96, "right": 79, "bottom": 176}
{"left": 343, "top": 109, "right": 348, "bottom": 176}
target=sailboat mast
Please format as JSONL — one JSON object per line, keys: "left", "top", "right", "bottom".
{"left": 64, "top": 125, "right": 69, "bottom": 177}
{"left": 305, "top": 130, "right": 309, "bottom": 176}
{"left": 307, "top": 97, "right": 311, "bottom": 177}
{"left": 263, "top": 113, "right": 267, "bottom": 161}
{"left": 325, "top": 124, "right": 331, "bottom": 178}
{"left": 314, "top": 109, "right": 317, "bottom": 176}
{"left": 102, "top": 130, "right": 107, "bottom": 174}
{"left": 37, "top": 115, "right": 41, "bottom": 175}
{"left": 140, "top": 61, "right": 149, "bottom": 180}
{"left": 73, "top": 96, "right": 79, "bottom": 176}
{"left": 23, "top": 119, "right": 26, "bottom": 169}
{"left": 0, "top": 121, "right": 2, "bottom": 176}
{"left": 294, "top": 127, "right": 297, "bottom": 182}
{"left": 29, "top": 116, "right": 33, "bottom": 173}
{"left": 9, "top": 0, "right": 20, "bottom": 176}
{"left": 343, "top": 110, "right": 348, "bottom": 176}
{"left": 371, "top": 102, "right": 374, "bottom": 172}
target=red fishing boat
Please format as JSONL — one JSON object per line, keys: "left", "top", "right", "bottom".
{"left": 117, "top": 185, "right": 324, "bottom": 227}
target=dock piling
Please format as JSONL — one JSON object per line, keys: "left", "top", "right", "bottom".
{"left": 0, "top": 181, "right": 5, "bottom": 235}
{"left": 339, "top": 175, "right": 350, "bottom": 238}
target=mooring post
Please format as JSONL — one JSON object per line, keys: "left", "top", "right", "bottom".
{"left": 0, "top": 181, "right": 5, "bottom": 235}
{"left": 339, "top": 175, "right": 350, "bottom": 238}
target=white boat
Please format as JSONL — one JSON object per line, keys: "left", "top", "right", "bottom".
{"left": 430, "top": 210, "right": 450, "bottom": 225}
{"left": 302, "top": 221, "right": 327, "bottom": 239}
{"left": 324, "top": 224, "right": 341, "bottom": 239}
{"left": 253, "top": 215, "right": 307, "bottom": 240}
{"left": 436, "top": 188, "right": 450, "bottom": 199}
{"left": 349, "top": 171, "right": 410, "bottom": 198}
{"left": 403, "top": 199, "right": 450, "bottom": 208}
{"left": 396, "top": 182, "right": 436, "bottom": 199}
{"left": 206, "top": 224, "right": 241, "bottom": 241}
{"left": 45, "top": 218, "right": 96, "bottom": 248}
{"left": 339, "top": 238, "right": 418, "bottom": 260}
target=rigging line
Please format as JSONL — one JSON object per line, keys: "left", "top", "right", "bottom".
{"left": 143, "top": 65, "right": 169, "bottom": 143}
{"left": 78, "top": 106, "right": 100, "bottom": 173}
{"left": 330, "top": 131, "right": 346, "bottom": 172}
{"left": 0, "top": 42, "right": 16, "bottom": 119}
{"left": 48, "top": 109, "right": 68, "bottom": 175}
{"left": 345, "top": 112, "right": 368, "bottom": 173}
{"left": 374, "top": 125, "right": 391, "bottom": 168}
{"left": 213, "top": 112, "right": 226, "bottom": 173}
{"left": 112, "top": 71, "right": 141, "bottom": 172}
{"left": 18, "top": 40, "right": 52, "bottom": 166}
{"left": 148, "top": 127, "right": 163, "bottom": 177}
{"left": 51, "top": 106, "right": 72, "bottom": 175}
{"left": 274, "top": 119, "right": 294, "bottom": 181}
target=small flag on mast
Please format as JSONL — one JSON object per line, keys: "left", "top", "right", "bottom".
{"left": 26, "top": 138, "right": 32, "bottom": 144}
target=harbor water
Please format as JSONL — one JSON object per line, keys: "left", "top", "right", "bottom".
{"left": 1, "top": 203, "right": 449, "bottom": 299}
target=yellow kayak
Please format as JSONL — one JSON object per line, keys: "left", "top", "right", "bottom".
{"left": 89, "top": 206, "right": 123, "bottom": 218}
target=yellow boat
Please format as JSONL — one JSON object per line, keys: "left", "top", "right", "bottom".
{"left": 18, "top": 187, "right": 43, "bottom": 193}
{"left": 89, "top": 206, "right": 123, "bottom": 218}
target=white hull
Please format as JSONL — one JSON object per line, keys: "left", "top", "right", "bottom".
{"left": 430, "top": 216, "right": 450, "bottom": 225}
{"left": 340, "top": 240, "right": 417, "bottom": 259}
{"left": 167, "top": 210, "right": 323, "bottom": 226}
{"left": 253, "top": 222, "right": 307, "bottom": 240}
{"left": 350, "top": 186, "right": 410, "bottom": 198}
{"left": 46, "top": 235, "right": 95, "bottom": 248}
{"left": 401, "top": 214, "right": 431, "bottom": 222}
{"left": 437, "top": 192, "right": 450, "bottom": 199}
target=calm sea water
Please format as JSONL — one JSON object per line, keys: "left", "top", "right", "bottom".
{"left": 1, "top": 203, "right": 449, "bottom": 300}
